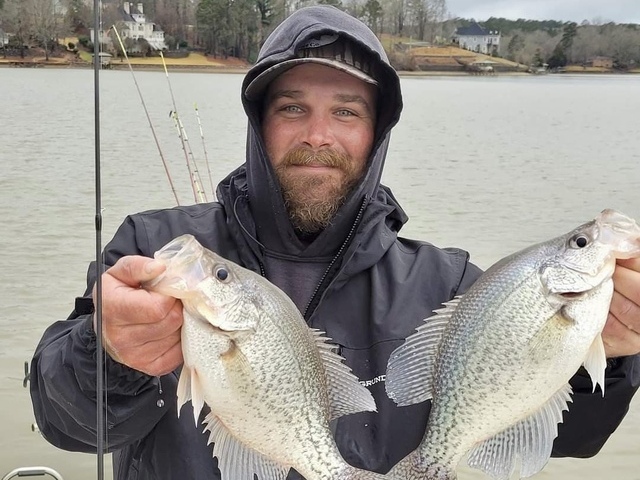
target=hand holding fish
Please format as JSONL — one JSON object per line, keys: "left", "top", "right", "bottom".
{"left": 603, "top": 258, "right": 640, "bottom": 358}
{"left": 94, "top": 255, "right": 184, "bottom": 376}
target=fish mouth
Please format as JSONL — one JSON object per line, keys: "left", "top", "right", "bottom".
{"left": 194, "top": 313, "right": 254, "bottom": 339}
{"left": 559, "top": 291, "right": 587, "bottom": 299}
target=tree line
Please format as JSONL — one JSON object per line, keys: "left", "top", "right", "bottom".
{"left": 1, "top": 0, "right": 639, "bottom": 68}
{"left": 476, "top": 17, "right": 640, "bottom": 69}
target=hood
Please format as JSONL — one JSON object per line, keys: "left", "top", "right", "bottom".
{"left": 232, "top": 5, "right": 404, "bottom": 259}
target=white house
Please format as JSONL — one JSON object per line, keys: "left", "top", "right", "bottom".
{"left": 0, "top": 29, "right": 10, "bottom": 46}
{"left": 121, "top": 2, "right": 167, "bottom": 50}
{"left": 453, "top": 23, "right": 500, "bottom": 55}
{"left": 90, "top": 2, "right": 167, "bottom": 51}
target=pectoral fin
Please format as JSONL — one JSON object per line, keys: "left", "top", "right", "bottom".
{"left": 312, "top": 329, "right": 377, "bottom": 421}
{"left": 176, "top": 363, "right": 205, "bottom": 426}
{"left": 583, "top": 333, "right": 607, "bottom": 396}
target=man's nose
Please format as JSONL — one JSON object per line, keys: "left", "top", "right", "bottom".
{"left": 301, "top": 114, "right": 335, "bottom": 149}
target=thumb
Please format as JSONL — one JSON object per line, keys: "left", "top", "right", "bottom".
{"left": 107, "top": 255, "right": 166, "bottom": 287}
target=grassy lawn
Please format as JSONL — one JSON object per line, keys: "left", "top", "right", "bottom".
{"left": 564, "top": 65, "right": 612, "bottom": 73}
{"left": 76, "top": 50, "right": 247, "bottom": 68}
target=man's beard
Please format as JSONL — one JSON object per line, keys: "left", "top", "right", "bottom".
{"left": 274, "top": 147, "right": 364, "bottom": 234}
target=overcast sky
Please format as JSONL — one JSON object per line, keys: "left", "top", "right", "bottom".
{"left": 446, "top": 0, "right": 640, "bottom": 24}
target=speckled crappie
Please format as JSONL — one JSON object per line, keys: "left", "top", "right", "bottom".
{"left": 145, "top": 234, "right": 385, "bottom": 480}
{"left": 385, "top": 209, "right": 640, "bottom": 480}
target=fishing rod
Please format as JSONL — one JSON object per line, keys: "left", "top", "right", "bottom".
{"left": 194, "top": 103, "right": 216, "bottom": 201}
{"left": 87, "top": 12, "right": 219, "bottom": 480}
{"left": 169, "top": 109, "right": 207, "bottom": 203}
{"left": 111, "top": 26, "right": 182, "bottom": 206}
{"left": 109, "top": 29, "right": 209, "bottom": 205}
{"left": 160, "top": 51, "right": 207, "bottom": 204}
{"left": 92, "top": 0, "right": 106, "bottom": 478}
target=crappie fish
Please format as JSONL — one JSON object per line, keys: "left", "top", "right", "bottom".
{"left": 385, "top": 209, "right": 640, "bottom": 480}
{"left": 145, "top": 234, "right": 385, "bottom": 480}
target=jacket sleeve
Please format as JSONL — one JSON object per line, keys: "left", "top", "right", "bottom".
{"left": 29, "top": 215, "right": 177, "bottom": 452}
{"left": 552, "top": 355, "right": 640, "bottom": 457}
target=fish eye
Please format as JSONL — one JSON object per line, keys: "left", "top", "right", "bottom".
{"left": 570, "top": 234, "right": 590, "bottom": 249}
{"left": 214, "top": 266, "right": 229, "bottom": 282}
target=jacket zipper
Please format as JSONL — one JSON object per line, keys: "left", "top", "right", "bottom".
{"left": 302, "top": 196, "right": 369, "bottom": 320}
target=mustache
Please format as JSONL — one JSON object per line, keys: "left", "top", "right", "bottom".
{"left": 280, "top": 147, "right": 351, "bottom": 169}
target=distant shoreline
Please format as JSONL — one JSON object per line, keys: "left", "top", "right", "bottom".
{"left": 0, "top": 58, "right": 251, "bottom": 74}
{"left": 1, "top": 58, "right": 638, "bottom": 77}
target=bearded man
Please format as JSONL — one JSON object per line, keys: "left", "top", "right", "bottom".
{"left": 29, "top": 5, "right": 640, "bottom": 480}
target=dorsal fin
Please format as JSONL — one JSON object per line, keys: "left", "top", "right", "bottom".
{"left": 310, "top": 329, "right": 377, "bottom": 421}
{"left": 385, "top": 299, "right": 460, "bottom": 406}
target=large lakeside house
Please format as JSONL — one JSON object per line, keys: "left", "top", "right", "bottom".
{"left": 91, "top": 2, "right": 167, "bottom": 52}
{"left": 0, "top": 29, "right": 9, "bottom": 47}
{"left": 453, "top": 23, "right": 501, "bottom": 55}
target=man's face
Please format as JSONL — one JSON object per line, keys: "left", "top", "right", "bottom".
{"left": 262, "top": 63, "right": 377, "bottom": 234}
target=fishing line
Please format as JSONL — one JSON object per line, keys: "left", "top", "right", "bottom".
{"left": 92, "top": 0, "right": 105, "bottom": 478}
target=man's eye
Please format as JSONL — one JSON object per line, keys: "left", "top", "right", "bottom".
{"left": 282, "top": 105, "right": 303, "bottom": 113}
{"left": 336, "top": 109, "right": 356, "bottom": 117}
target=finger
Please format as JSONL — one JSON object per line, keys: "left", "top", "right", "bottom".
{"left": 126, "top": 334, "right": 183, "bottom": 377}
{"left": 107, "top": 256, "right": 166, "bottom": 287}
{"left": 102, "top": 274, "right": 180, "bottom": 326}
{"left": 617, "top": 257, "right": 640, "bottom": 272}
{"left": 612, "top": 262, "right": 640, "bottom": 314}
{"left": 146, "top": 340, "right": 184, "bottom": 377}
{"left": 105, "top": 301, "right": 183, "bottom": 348}
{"left": 602, "top": 311, "right": 640, "bottom": 358}
{"left": 609, "top": 289, "right": 640, "bottom": 333}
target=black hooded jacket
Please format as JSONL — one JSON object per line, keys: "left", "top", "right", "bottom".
{"left": 29, "top": 6, "right": 639, "bottom": 480}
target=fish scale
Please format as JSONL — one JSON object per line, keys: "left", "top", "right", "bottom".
{"left": 386, "top": 209, "right": 640, "bottom": 480}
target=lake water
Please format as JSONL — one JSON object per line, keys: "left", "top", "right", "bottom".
{"left": 0, "top": 68, "right": 639, "bottom": 479}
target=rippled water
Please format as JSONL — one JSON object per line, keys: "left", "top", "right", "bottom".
{"left": 1, "top": 68, "right": 638, "bottom": 479}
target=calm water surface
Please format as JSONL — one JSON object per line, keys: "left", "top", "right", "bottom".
{"left": 1, "top": 68, "right": 639, "bottom": 479}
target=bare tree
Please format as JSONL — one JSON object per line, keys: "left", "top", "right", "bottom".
{"left": 152, "top": 0, "right": 195, "bottom": 47}
{"left": 361, "top": 0, "right": 382, "bottom": 34}
{"left": 62, "top": 0, "right": 91, "bottom": 32}
{"left": 605, "top": 27, "right": 640, "bottom": 67}
{"left": 511, "top": 30, "right": 558, "bottom": 65}
{"left": 410, "top": 0, "right": 447, "bottom": 42}
{"left": 385, "top": 0, "right": 407, "bottom": 36}
{"left": 571, "top": 25, "right": 604, "bottom": 64}
{"left": 13, "top": 0, "right": 68, "bottom": 59}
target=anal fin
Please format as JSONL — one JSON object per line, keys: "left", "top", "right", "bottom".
{"left": 203, "top": 411, "right": 289, "bottom": 480}
{"left": 467, "top": 383, "right": 573, "bottom": 480}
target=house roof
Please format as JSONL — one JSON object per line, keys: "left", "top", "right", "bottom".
{"left": 120, "top": 8, "right": 135, "bottom": 22}
{"left": 455, "top": 23, "right": 494, "bottom": 37}
{"left": 120, "top": 4, "right": 144, "bottom": 22}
